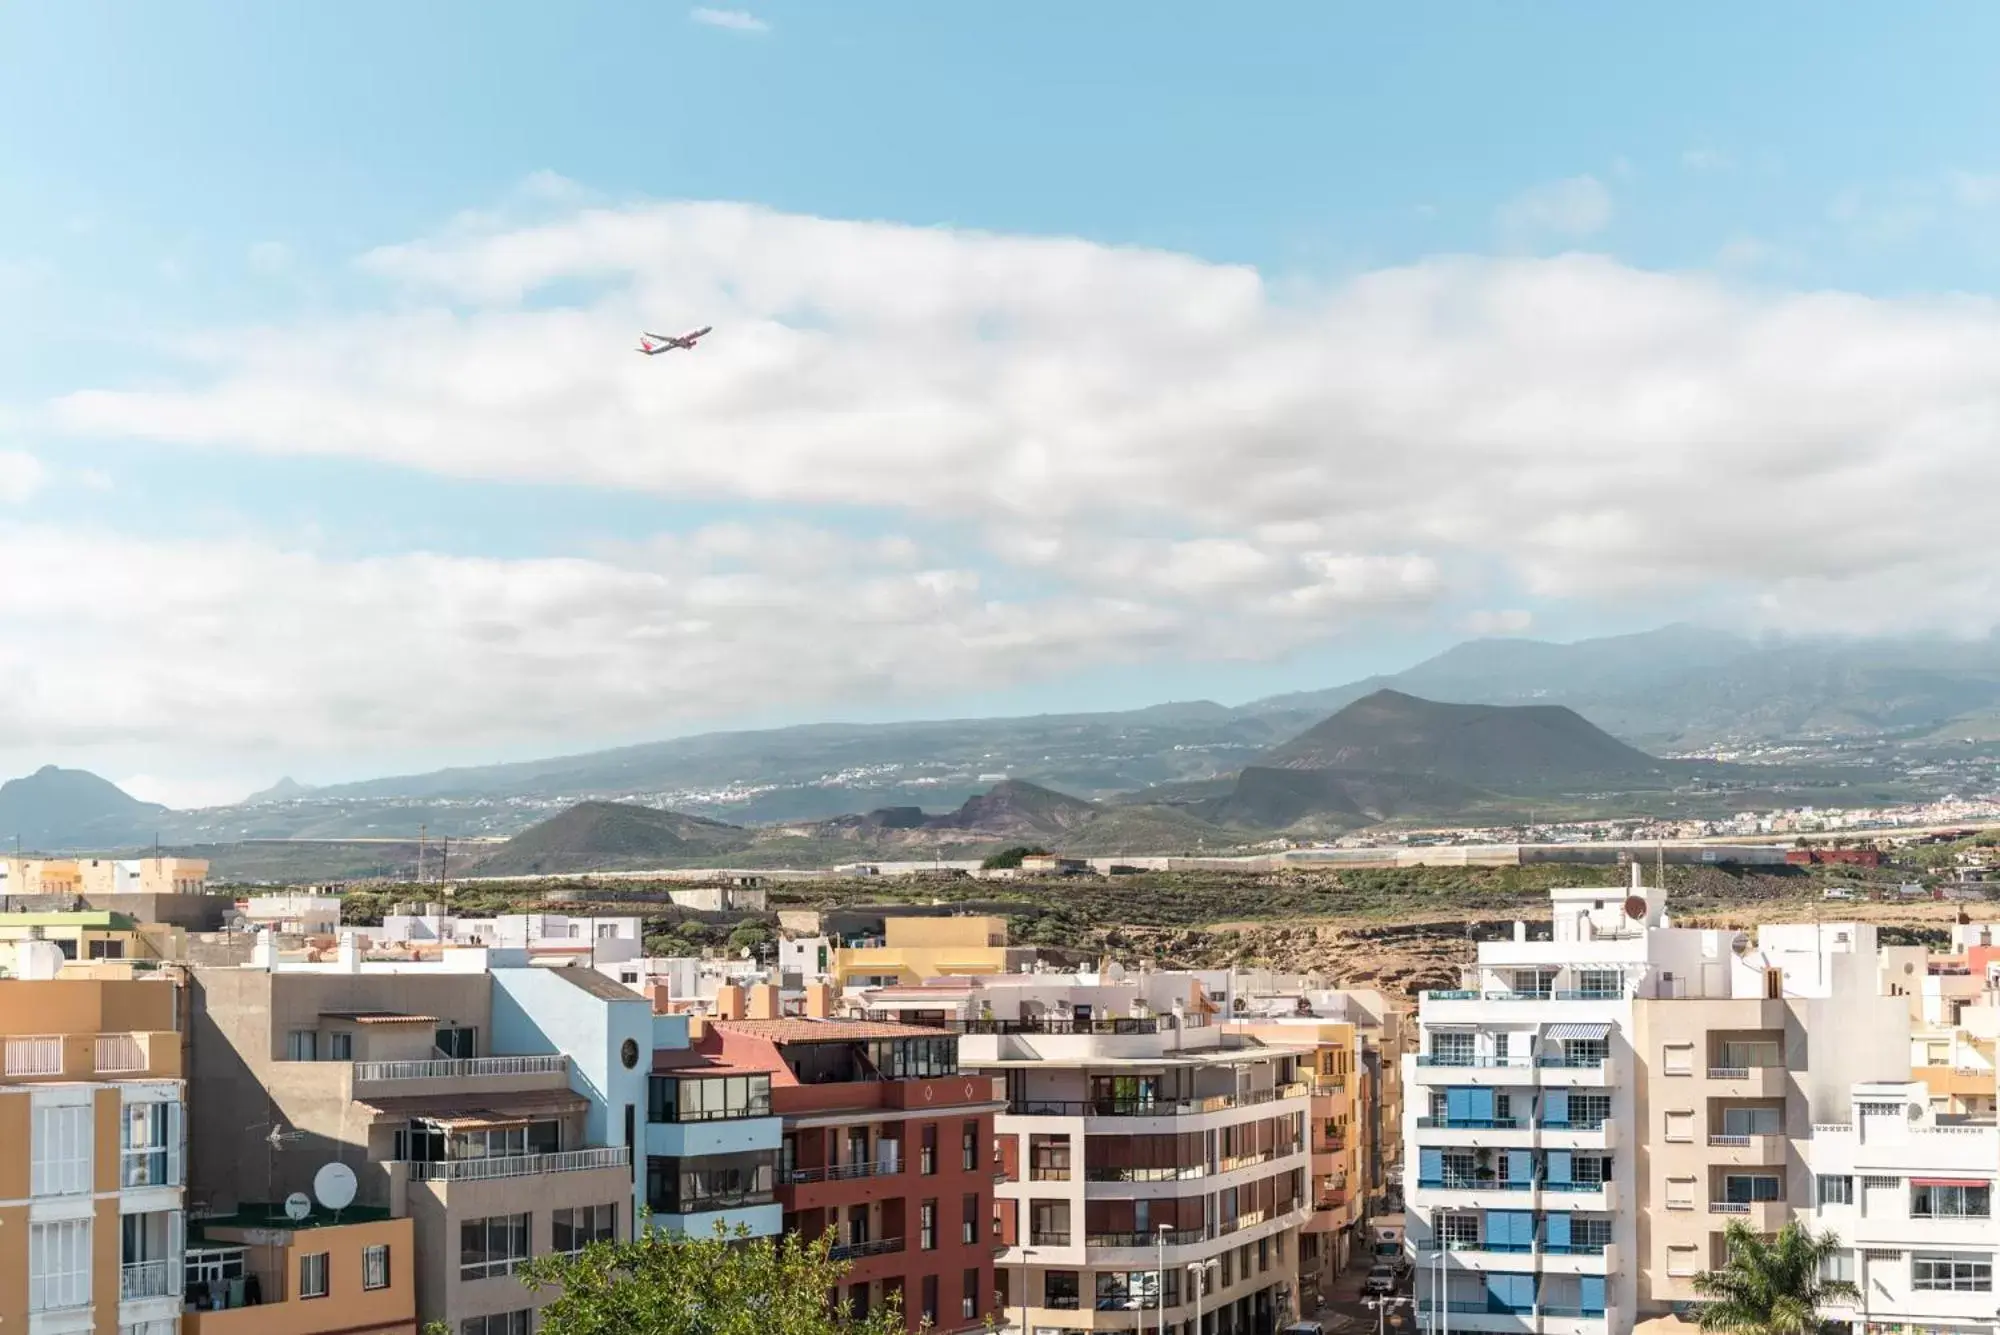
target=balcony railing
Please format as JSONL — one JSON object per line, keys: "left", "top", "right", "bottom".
{"left": 406, "top": 1146, "right": 629, "bottom": 1182}
{"left": 1417, "top": 1177, "right": 1534, "bottom": 1192}
{"left": 784, "top": 1160, "right": 902, "bottom": 1185}
{"left": 3, "top": 1036, "right": 62, "bottom": 1076}
{"left": 1085, "top": 1164, "right": 1206, "bottom": 1182}
{"left": 1030, "top": 1230, "right": 1072, "bottom": 1247}
{"left": 356, "top": 1054, "right": 567, "bottom": 1082}
{"left": 1030, "top": 1166, "right": 1072, "bottom": 1181}
{"left": 1416, "top": 1056, "right": 1533, "bottom": 1069}
{"left": 1537, "top": 1056, "right": 1608, "bottom": 1070}
{"left": 904, "top": 1015, "right": 1206, "bottom": 1035}
{"left": 96, "top": 1034, "right": 147, "bottom": 1073}
{"left": 1007, "top": 1086, "right": 1307, "bottom": 1118}
{"left": 1086, "top": 1228, "right": 1205, "bottom": 1248}
{"left": 1416, "top": 1117, "right": 1523, "bottom": 1130}
{"left": 120, "top": 1259, "right": 175, "bottom": 1300}
{"left": 829, "top": 1236, "right": 904, "bottom": 1262}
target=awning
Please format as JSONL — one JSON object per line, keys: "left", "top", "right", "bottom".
{"left": 357, "top": 1088, "right": 588, "bottom": 1123}
{"left": 1911, "top": 1177, "right": 1990, "bottom": 1188}
{"left": 1542, "top": 1022, "right": 1613, "bottom": 1040}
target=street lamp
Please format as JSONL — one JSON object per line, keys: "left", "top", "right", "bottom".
{"left": 1155, "top": 1223, "right": 1172, "bottom": 1335}
{"left": 1187, "top": 1258, "right": 1216, "bottom": 1335}
{"left": 1018, "top": 1247, "right": 1034, "bottom": 1335}
{"left": 1368, "top": 1295, "right": 1416, "bottom": 1335}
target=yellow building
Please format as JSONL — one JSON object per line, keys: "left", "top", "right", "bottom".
{"left": 830, "top": 914, "right": 1015, "bottom": 986}
{"left": 185, "top": 1211, "right": 417, "bottom": 1335}
{"left": 0, "top": 953, "right": 186, "bottom": 1335}
{"left": 0, "top": 912, "right": 186, "bottom": 970}
{"left": 0, "top": 855, "right": 210, "bottom": 897}
{"left": 1225, "top": 1017, "right": 1365, "bottom": 1307}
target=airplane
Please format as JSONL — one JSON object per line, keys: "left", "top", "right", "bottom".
{"left": 637, "top": 326, "right": 712, "bottom": 355}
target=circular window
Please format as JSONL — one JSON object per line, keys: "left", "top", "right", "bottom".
{"left": 620, "top": 1038, "right": 640, "bottom": 1069}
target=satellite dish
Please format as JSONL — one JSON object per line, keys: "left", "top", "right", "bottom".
{"left": 284, "top": 1192, "right": 312, "bottom": 1221}
{"left": 313, "top": 1161, "right": 357, "bottom": 1212}
{"left": 1622, "top": 896, "right": 1647, "bottom": 920}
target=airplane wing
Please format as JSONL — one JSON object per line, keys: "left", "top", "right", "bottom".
{"left": 643, "top": 332, "right": 673, "bottom": 343}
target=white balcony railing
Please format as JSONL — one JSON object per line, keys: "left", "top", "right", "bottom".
{"left": 5, "top": 1036, "right": 63, "bottom": 1076}
{"left": 407, "top": 1146, "right": 628, "bottom": 1182}
{"left": 354, "top": 1054, "right": 567, "bottom": 1083}
{"left": 120, "top": 1259, "right": 176, "bottom": 1300}
{"left": 97, "top": 1034, "right": 147, "bottom": 1073}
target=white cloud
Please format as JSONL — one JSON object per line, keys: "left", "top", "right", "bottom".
{"left": 1496, "top": 175, "right": 1613, "bottom": 240}
{"left": 0, "top": 450, "right": 46, "bottom": 502}
{"left": 690, "top": 7, "right": 769, "bottom": 33}
{"left": 1464, "top": 609, "right": 1534, "bottom": 637}
{"left": 248, "top": 241, "right": 293, "bottom": 276}
{"left": 1680, "top": 148, "right": 1733, "bottom": 173}
{"left": 32, "top": 188, "right": 2000, "bottom": 763}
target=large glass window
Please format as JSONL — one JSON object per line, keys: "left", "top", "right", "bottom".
{"left": 1042, "top": 1271, "right": 1081, "bottom": 1310}
{"left": 645, "top": 1151, "right": 779, "bottom": 1214}
{"left": 863, "top": 1036, "right": 959, "bottom": 1080}
{"left": 1913, "top": 1183, "right": 1992, "bottom": 1218}
{"left": 553, "top": 1204, "right": 618, "bottom": 1253}
{"left": 299, "top": 1252, "right": 329, "bottom": 1299}
{"left": 647, "top": 1074, "right": 773, "bottom": 1123}
{"left": 1914, "top": 1254, "right": 1992, "bottom": 1292}
{"left": 459, "top": 1214, "right": 530, "bottom": 1281}
{"left": 1095, "top": 1270, "right": 1179, "bottom": 1310}
{"left": 461, "top": 1312, "right": 532, "bottom": 1335}
{"left": 1723, "top": 1174, "right": 1781, "bottom": 1203}
{"left": 1818, "top": 1175, "right": 1854, "bottom": 1206}
{"left": 362, "top": 1244, "right": 390, "bottom": 1291}
{"left": 1428, "top": 1033, "right": 1474, "bottom": 1066}
{"left": 121, "top": 1101, "right": 182, "bottom": 1187}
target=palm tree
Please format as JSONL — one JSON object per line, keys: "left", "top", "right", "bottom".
{"left": 1693, "top": 1219, "right": 1859, "bottom": 1335}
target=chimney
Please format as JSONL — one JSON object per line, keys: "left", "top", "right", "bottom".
{"left": 714, "top": 983, "right": 747, "bottom": 1021}
{"left": 336, "top": 931, "right": 361, "bottom": 973}
{"left": 1513, "top": 921, "right": 1527, "bottom": 943}
{"left": 647, "top": 982, "right": 673, "bottom": 1014}
{"left": 804, "top": 983, "right": 836, "bottom": 1019}
{"left": 251, "top": 928, "right": 278, "bottom": 970}
{"left": 748, "top": 983, "right": 782, "bottom": 1020}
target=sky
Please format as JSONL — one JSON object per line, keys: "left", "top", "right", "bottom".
{"left": 6, "top": 3, "right": 2000, "bottom": 807}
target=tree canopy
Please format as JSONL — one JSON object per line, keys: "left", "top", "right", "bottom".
{"left": 1693, "top": 1219, "right": 1857, "bottom": 1335}
{"left": 512, "top": 1224, "right": 916, "bottom": 1335}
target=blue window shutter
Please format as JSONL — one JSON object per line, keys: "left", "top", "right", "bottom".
{"left": 1447, "top": 1087, "right": 1474, "bottom": 1121}
{"left": 1544, "top": 1211, "right": 1570, "bottom": 1248}
{"left": 1542, "top": 1090, "right": 1568, "bottom": 1124}
{"left": 1487, "top": 1210, "right": 1531, "bottom": 1247}
{"left": 1421, "top": 1148, "right": 1444, "bottom": 1183}
{"left": 1580, "top": 1275, "right": 1606, "bottom": 1312}
{"left": 1545, "top": 1149, "right": 1572, "bottom": 1184}
{"left": 1507, "top": 1150, "right": 1533, "bottom": 1183}
{"left": 1469, "top": 1088, "right": 1496, "bottom": 1121}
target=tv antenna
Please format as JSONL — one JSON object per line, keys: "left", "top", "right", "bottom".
{"left": 247, "top": 1119, "right": 306, "bottom": 1220}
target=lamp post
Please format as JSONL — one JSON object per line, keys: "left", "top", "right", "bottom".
{"left": 1018, "top": 1247, "right": 1034, "bottom": 1335}
{"left": 1156, "top": 1223, "right": 1171, "bottom": 1335}
{"left": 1187, "top": 1259, "right": 1213, "bottom": 1335}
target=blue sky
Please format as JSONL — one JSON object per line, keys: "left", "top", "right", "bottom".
{"left": 5, "top": 3, "right": 2000, "bottom": 803}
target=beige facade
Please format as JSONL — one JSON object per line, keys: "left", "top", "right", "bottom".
{"left": 832, "top": 915, "right": 1015, "bottom": 987}
{"left": 185, "top": 1213, "right": 417, "bottom": 1335}
{"left": 188, "top": 962, "right": 629, "bottom": 1330}
{"left": 0, "top": 855, "right": 209, "bottom": 897}
{"left": 0, "top": 968, "right": 186, "bottom": 1335}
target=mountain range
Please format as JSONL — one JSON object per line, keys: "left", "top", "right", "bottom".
{"left": 12, "top": 622, "right": 2000, "bottom": 852}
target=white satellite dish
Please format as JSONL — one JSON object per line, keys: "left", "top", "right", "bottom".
{"left": 283, "top": 1192, "right": 312, "bottom": 1222}
{"left": 313, "top": 1161, "right": 357, "bottom": 1212}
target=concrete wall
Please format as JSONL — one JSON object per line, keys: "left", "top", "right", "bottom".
{"left": 186, "top": 1216, "right": 417, "bottom": 1335}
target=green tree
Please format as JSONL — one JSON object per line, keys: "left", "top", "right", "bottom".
{"left": 1692, "top": 1219, "right": 1857, "bottom": 1335}
{"left": 517, "top": 1223, "right": 915, "bottom": 1335}
{"left": 980, "top": 845, "right": 1047, "bottom": 871}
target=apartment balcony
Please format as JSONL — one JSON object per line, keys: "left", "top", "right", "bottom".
{"left": 1705, "top": 1133, "right": 1787, "bottom": 1166}
{"left": 1534, "top": 1058, "right": 1613, "bottom": 1089}
{"left": 1540, "top": 1307, "right": 1613, "bottom": 1335}
{"left": 1413, "top": 1177, "right": 1539, "bottom": 1212}
{"left": 1414, "top": 1116, "right": 1536, "bottom": 1148}
{"left": 352, "top": 1052, "right": 568, "bottom": 1091}
{"left": 120, "top": 1259, "right": 178, "bottom": 1300}
{"left": 1411, "top": 1057, "right": 1537, "bottom": 1088}
{"left": 404, "top": 1145, "right": 630, "bottom": 1182}
{"left": 1005, "top": 1083, "right": 1310, "bottom": 1121}
{"left": 784, "top": 1159, "right": 902, "bottom": 1186}
{"left": 1704, "top": 1066, "right": 1786, "bottom": 1097}
{"left": 1414, "top": 1302, "right": 1537, "bottom": 1333}
{"left": 1540, "top": 1242, "right": 1618, "bottom": 1277}
{"left": 1538, "top": 1119, "right": 1618, "bottom": 1152}
{"left": 1542, "top": 1179, "right": 1618, "bottom": 1213}
{"left": 1708, "top": 1198, "right": 1786, "bottom": 1231}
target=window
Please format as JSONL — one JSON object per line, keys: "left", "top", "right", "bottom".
{"left": 299, "top": 1251, "right": 330, "bottom": 1299}
{"left": 362, "top": 1243, "right": 390, "bottom": 1290}
{"left": 1914, "top": 1253, "right": 1993, "bottom": 1292}
{"left": 1719, "top": 1040, "right": 1781, "bottom": 1070}
{"left": 461, "top": 1312, "right": 533, "bottom": 1335}
{"left": 1568, "top": 1094, "right": 1611, "bottom": 1130}
{"left": 1663, "top": 1043, "right": 1694, "bottom": 1076}
{"left": 963, "top": 1121, "right": 978, "bottom": 1170}
{"left": 436, "top": 1027, "right": 477, "bottom": 1059}
{"left": 1438, "top": 1214, "right": 1479, "bottom": 1246}
{"left": 1096, "top": 1270, "right": 1177, "bottom": 1310}
{"left": 1723, "top": 1174, "right": 1781, "bottom": 1203}
{"left": 1667, "top": 1245, "right": 1700, "bottom": 1277}
{"left": 29, "top": 1219, "right": 91, "bottom": 1312}
{"left": 1029, "top": 1134, "right": 1071, "bottom": 1181}
{"left": 963, "top": 1267, "right": 980, "bottom": 1321}
{"left": 920, "top": 1200, "right": 937, "bottom": 1250}
{"left": 285, "top": 1029, "right": 317, "bottom": 1061}
{"left": 962, "top": 1194, "right": 979, "bottom": 1245}
{"left": 1258, "top": 1236, "right": 1270, "bottom": 1272}
{"left": 1221, "top": 1248, "right": 1233, "bottom": 1286}
{"left": 1664, "top": 1111, "right": 1694, "bottom": 1142}
{"left": 33, "top": 1103, "right": 93, "bottom": 1197}
{"left": 1429, "top": 1032, "right": 1474, "bottom": 1066}
{"left": 460, "top": 1213, "right": 531, "bottom": 1280}
{"left": 553, "top": 1204, "right": 618, "bottom": 1254}
{"left": 122, "top": 1100, "right": 183, "bottom": 1188}
{"left": 327, "top": 1032, "right": 353, "bottom": 1060}
{"left": 1817, "top": 1175, "right": 1854, "bottom": 1207}
{"left": 646, "top": 1074, "right": 773, "bottom": 1123}
{"left": 921, "top": 1274, "right": 938, "bottom": 1324}
{"left": 1043, "top": 1271, "right": 1081, "bottom": 1310}
{"left": 1575, "top": 969, "right": 1621, "bottom": 998}
{"left": 645, "top": 1151, "right": 779, "bottom": 1213}
{"left": 863, "top": 1036, "right": 959, "bottom": 1079}
{"left": 1822, "top": 1250, "right": 1856, "bottom": 1284}
{"left": 1666, "top": 1177, "right": 1696, "bottom": 1210}
{"left": 88, "top": 938, "right": 124, "bottom": 960}
{"left": 1722, "top": 1106, "right": 1783, "bottom": 1136}
{"left": 1913, "top": 1182, "right": 1992, "bottom": 1218}
{"left": 921, "top": 1124, "right": 937, "bottom": 1175}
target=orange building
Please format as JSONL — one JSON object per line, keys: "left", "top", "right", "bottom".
{"left": 0, "top": 948, "right": 186, "bottom": 1335}
{"left": 184, "top": 1210, "right": 417, "bottom": 1335}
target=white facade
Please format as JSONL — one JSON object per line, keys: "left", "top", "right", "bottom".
{"left": 1811, "top": 1082, "right": 1999, "bottom": 1335}
{"left": 238, "top": 893, "right": 342, "bottom": 936}
{"left": 373, "top": 911, "right": 644, "bottom": 964}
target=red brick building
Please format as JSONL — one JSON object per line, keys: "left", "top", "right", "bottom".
{"left": 698, "top": 1002, "right": 1005, "bottom": 1333}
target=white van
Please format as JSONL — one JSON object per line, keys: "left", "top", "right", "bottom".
{"left": 1281, "top": 1324, "right": 1328, "bottom": 1335}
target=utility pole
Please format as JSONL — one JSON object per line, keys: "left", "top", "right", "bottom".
{"left": 418, "top": 824, "right": 428, "bottom": 885}
{"left": 439, "top": 836, "right": 450, "bottom": 885}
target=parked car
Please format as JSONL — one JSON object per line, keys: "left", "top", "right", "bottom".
{"left": 1282, "top": 1324, "right": 1328, "bottom": 1335}
{"left": 1363, "top": 1265, "right": 1397, "bottom": 1297}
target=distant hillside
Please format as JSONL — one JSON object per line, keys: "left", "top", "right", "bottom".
{"left": 243, "top": 776, "right": 316, "bottom": 804}
{"left": 1201, "top": 765, "right": 1498, "bottom": 830}
{"left": 926, "top": 780, "right": 1098, "bottom": 839}
{"left": 1262, "top": 690, "right": 1678, "bottom": 791}
{"left": 466, "top": 801, "right": 753, "bottom": 876}
{"left": 0, "top": 766, "right": 165, "bottom": 850}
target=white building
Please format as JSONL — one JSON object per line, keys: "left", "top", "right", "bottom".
{"left": 1811, "top": 1081, "right": 1999, "bottom": 1335}
{"left": 374, "top": 909, "right": 643, "bottom": 965}
{"left": 236, "top": 892, "right": 342, "bottom": 936}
